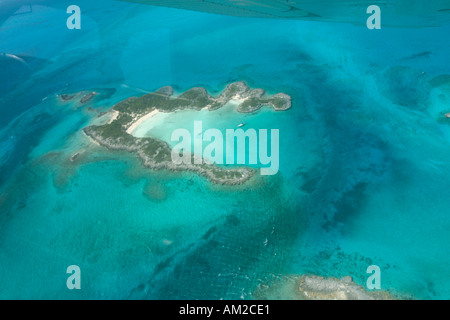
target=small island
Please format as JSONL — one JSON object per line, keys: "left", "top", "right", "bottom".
{"left": 82, "top": 81, "right": 291, "bottom": 185}
{"left": 298, "top": 275, "right": 396, "bottom": 300}
{"left": 253, "top": 274, "right": 402, "bottom": 300}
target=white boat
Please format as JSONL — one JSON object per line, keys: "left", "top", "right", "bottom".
{"left": 237, "top": 122, "right": 246, "bottom": 128}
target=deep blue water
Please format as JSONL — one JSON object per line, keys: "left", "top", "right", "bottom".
{"left": 1, "top": 1, "right": 450, "bottom": 299}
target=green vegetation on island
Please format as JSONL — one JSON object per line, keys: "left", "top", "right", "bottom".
{"left": 81, "top": 81, "right": 291, "bottom": 184}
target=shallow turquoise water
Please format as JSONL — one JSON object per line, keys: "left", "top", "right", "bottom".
{"left": 131, "top": 102, "right": 284, "bottom": 169}
{"left": 1, "top": 1, "right": 450, "bottom": 299}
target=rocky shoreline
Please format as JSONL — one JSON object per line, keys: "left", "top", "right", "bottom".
{"left": 81, "top": 81, "right": 291, "bottom": 185}
{"left": 84, "top": 125, "right": 255, "bottom": 185}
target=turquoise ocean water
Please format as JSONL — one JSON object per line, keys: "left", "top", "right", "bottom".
{"left": 1, "top": 1, "right": 450, "bottom": 299}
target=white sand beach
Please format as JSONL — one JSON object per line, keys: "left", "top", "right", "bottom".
{"left": 107, "top": 110, "right": 119, "bottom": 124}
{"left": 126, "top": 109, "right": 159, "bottom": 135}
{"left": 231, "top": 94, "right": 250, "bottom": 104}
